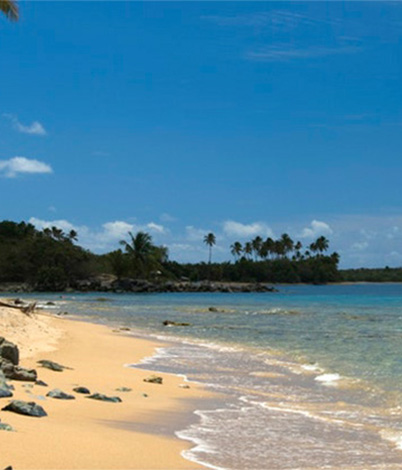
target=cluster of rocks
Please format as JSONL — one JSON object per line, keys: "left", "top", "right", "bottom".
{"left": 72, "top": 278, "right": 278, "bottom": 294}
{"left": 0, "top": 339, "right": 127, "bottom": 427}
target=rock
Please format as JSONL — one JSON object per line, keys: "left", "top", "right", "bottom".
{"left": 143, "top": 375, "right": 163, "bottom": 385}
{"left": 37, "top": 360, "right": 68, "bottom": 372}
{"left": 0, "top": 337, "right": 19, "bottom": 365}
{"left": 208, "top": 307, "right": 219, "bottom": 312}
{"left": 47, "top": 389, "right": 75, "bottom": 400}
{"left": 1, "top": 360, "right": 37, "bottom": 381}
{"left": 115, "top": 387, "right": 132, "bottom": 392}
{"left": 86, "top": 393, "right": 122, "bottom": 403}
{"left": 0, "top": 369, "right": 13, "bottom": 397}
{"left": 142, "top": 393, "right": 148, "bottom": 398}
{"left": 73, "top": 386, "right": 90, "bottom": 394}
{"left": 4, "top": 466, "right": 13, "bottom": 470}
{"left": 35, "top": 380, "right": 48, "bottom": 387}
{"left": 0, "top": 422, "right": 14, "bottom": 431}
{"left": 163, "top": 320, "right": 191, "bottom": 327}
{"left": 46, "top": 301, "right": 56, "bottom": 306}
{"left": 0, "top": 386, "right": 13, "bottom": 398}
{"left": 119, "top": 327, "right": 130, "bottom": 331}
{"left": 2, "top": 400, "right": 47, "bottom": 417}
{"left": 179, "top": 384, "right": 190, "bottom": 389}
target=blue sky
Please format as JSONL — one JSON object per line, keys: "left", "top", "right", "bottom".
{"left": 1, "top": 1, "right": 402, "bottom": 268}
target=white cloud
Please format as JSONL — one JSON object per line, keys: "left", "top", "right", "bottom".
{"left": 0, "top": 157, "right": 53, "bottom": 178}
{"left": 146, "top": 222, "right": 165, "bottom": 234}
{"left": 186, "top": 225, "right": 210, "bottom": 242}
{"left": 3, "top": 114, "right": 47, "bottom": 136}
{"left": 301, "top": 220, "right": 333, "bottom": 239}
{"left": 28, "top": 217, "right": 166, "bottom": 252}
{"left": 102, "top": 221, "right": 134, "bottom": 240}
{"left": 222, "top": 220, "right": 274, "bottom": 239}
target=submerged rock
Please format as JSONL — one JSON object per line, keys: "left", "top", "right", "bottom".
{"left": 2, "top": 400, "right": 47, "bottom": 417}
{"left": 163, "top": 320, "right": 191, "bottom": 327}
{"left": 47, "top": 389, "right": 75, "bottom": 400}
{"left": 37, "top": 360, "right": 68, "bottom": 372}
{"left": 143, "top": 375, "right": 163, "bottom": 385}
{"left": 86, "top": 393, "right": 122, "bottom": 403}
{"left": 73, "top": 386, "right": 91, "bottom": 394}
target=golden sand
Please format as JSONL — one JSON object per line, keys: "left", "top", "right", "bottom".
{"left": 0, "top": 306, "right": 210, "bottom": 469}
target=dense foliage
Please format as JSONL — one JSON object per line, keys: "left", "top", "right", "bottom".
{"left": 5, "top": 219, "right": 399, "bottom": 290}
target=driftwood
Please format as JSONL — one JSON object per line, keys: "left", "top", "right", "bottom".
{"left": 0, "top": 300, "right": 37, "bottom": 315}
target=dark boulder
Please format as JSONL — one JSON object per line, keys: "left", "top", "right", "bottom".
{"left": 47, "top": 389, "right": 75, "bottom": 400}
{"left": 0, "top": 337, "right": 19, "bottom": 365}
{"left": 1, "top": 360, "right": 37, "bottom": 381}
{"left": 73, "top": 386, "right": 90, "bottom": 394}
{"left": 2, "top": 400, "right": 47, "bottom": 417}
{"left": 86, "top": 393, "right": 122, "bottom": 403}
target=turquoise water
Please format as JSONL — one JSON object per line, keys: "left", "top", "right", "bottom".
{"left": 20, "top": 284, "right": 402, "bottom": 469}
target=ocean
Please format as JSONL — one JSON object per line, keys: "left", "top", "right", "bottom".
{"left": 20, "top": 284, "right": 402, "bottom": 469}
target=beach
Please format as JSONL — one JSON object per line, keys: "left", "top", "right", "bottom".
{"left": 0, "top": 304, "right": 210, "bottom": 470}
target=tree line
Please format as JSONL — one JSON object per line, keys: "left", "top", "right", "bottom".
{"left": 0, "top": 220, "right": 347, "bottom": 290}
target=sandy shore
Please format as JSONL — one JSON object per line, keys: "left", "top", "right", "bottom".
{"left": 0, "top": 305, "right": 212, "bottom": 469}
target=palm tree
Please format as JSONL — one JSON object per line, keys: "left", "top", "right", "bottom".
{"left": 309, "top": 236, "right": 329, "bottom": 256}
{"left": 280, "top": 233, "right": 294, "bottom": 258}
{"left": 230, "top": 241, "right": 242, "bottom": 262}
{"left": 251, "top": 236, "right": 263, "bottom": 261}
{"left": 120, "top": 231, "right": 154, "bottom": 278}
{"left": 0, "top": 0, "right": 18, "bottom": 21}
{"left": 203, "top": 232, "right": 216, "bottom": 264}
{"left": 68, "top": 230, "right": 78, "bottom": 242}
{"left": 243, "top": 241, "right": 252, "bottom": 260}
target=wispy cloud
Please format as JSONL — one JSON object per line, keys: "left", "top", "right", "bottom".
{"left": 246, "top": 45, "right": 361, "bottom": 62}
{"left": 3, "top": 114, "right": 47, "bottom": 136}
{"left": 0, "top": 157, "right": 53, "bottom": 178}
{"left": 203, "top": 10, "right": 334, "bottom": 30}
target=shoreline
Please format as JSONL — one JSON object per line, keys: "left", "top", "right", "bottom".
{"left": 0, "top": 305, "right": 215, "bottom": 469}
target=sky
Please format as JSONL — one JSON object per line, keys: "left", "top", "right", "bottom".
{"left": 0, "top": 1, "right": 402, "bottom": 268}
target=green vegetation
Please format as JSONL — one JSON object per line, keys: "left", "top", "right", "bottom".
{"left": 0, "top": 0, "right": 18, "bottom": 21}
{"left": 6, "top": 219, "right": 402, "bottom": 290}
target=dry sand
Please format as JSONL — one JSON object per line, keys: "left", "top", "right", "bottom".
{"left": 0, "top": 305, "right": 211, "bottom": 469}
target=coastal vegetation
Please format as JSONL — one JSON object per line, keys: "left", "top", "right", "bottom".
{"left": 0, "top": 0, "right": 18, "bottom": 21}
{"left": 0, "top": 219, "right": 398, "bottom": 291}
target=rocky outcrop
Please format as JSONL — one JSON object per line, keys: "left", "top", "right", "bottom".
{"left": 0, "top": 339, "right": 37, "bottom": 382}
{"left": 2, "top": 400, "right": 47, "bottom": 417}
{"left": 71, "top": 277, "right": 278, "bottom": 294}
